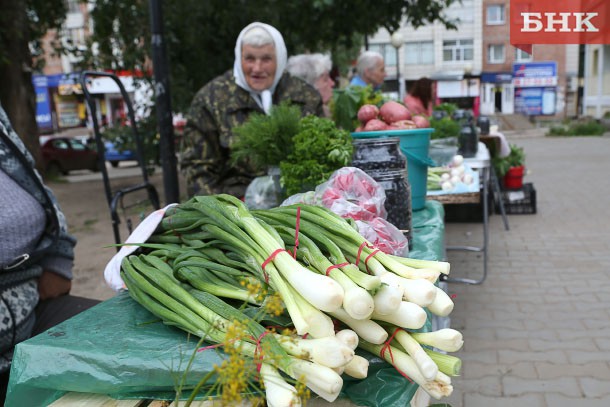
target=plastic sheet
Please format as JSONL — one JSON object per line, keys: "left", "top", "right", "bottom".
{"left": 6, "top": 200, "right": 446, "bottom": 407}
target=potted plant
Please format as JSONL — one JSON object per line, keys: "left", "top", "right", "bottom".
{"left": 492, "top": 144, "right": 526, "bottom": 189}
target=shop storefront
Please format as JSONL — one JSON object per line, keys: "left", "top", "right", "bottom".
{"left": 431, "top": 71, "right": 481, "bottom": 116}
{"left": 32, "top": 72, "right": 147, "bottom": 134}
{"left": 512, "top": 62, "right": 558, "bottom": 116}
{"left": 32, "top": 72, "right": 86, "bottom": 133}
{"left": 480, "top": 72, "right": 514, "bottom": 115}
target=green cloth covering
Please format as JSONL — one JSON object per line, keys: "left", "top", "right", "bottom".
{"left": 6, "top": 200, "right": 445, "bottom": 407}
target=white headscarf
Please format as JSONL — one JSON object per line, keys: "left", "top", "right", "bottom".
{"left": 233, "top": 22, "right": 287, "bottom": 114}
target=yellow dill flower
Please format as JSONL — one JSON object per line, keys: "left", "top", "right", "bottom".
{"left": 263, "top": 292, "right": 284, "bottom": 317}
{"left": 295, "top": 376, "right": 311, "bottom": 405}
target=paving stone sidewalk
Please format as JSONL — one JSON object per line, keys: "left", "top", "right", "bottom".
{"left": 442, "top": 132, "right": 610, "bottom": 406}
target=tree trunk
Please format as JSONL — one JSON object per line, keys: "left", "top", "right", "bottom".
{"left": 0, "top": 0, "right": 41, "bottom": 166}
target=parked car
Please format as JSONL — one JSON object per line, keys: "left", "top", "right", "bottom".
{"left": 104, "top": 140, "right": 137, "bottom": 167}
{"left": 41, "top": 137, "right": 101, "bottom": 175}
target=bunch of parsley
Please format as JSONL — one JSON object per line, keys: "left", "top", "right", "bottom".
{"left": 280, "top": 115, "right": 353, "bottom": 196}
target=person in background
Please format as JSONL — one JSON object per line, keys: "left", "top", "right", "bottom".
{"left": 286, "top": 53, "right": 335, "bottom": 116}
{"left": 404, "top": 77, "right": 434, "bottom": 116}
{"left": 349, "top": 50, "right": 386, "bottom": 90}
{"left": 180, "top": 22, "right": 324, "bottom": 198}
{"left": 0, "top": 103, "right": 99, "bottom": 402}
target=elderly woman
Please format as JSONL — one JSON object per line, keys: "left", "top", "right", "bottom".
{"left": 286, "top": 53, "right": 335, "bottom": 115}
{"left": 349, "top": 50, "right": 386, "bottom": 90}
{"left": 180, "top": 22, "right": 324, "bottom": 198}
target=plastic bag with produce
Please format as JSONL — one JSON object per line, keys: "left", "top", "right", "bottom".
{"left": 315, "top": 167, "right": 387, "bottom": 221}
{"left": 356, "top": 217, "right": 409, "bottom": 257}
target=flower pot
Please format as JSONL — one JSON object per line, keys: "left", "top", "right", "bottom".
{"left": 504, "top": 165, "right": 525, "bottom": 189}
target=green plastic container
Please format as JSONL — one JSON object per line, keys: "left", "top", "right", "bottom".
{"left": 352, "top": 128, "right": 435, "bottom": 210}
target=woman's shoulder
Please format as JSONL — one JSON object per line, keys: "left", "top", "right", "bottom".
{"left": 192, "top": 71, "right": 249, "bottom": 109}
{"left": 276, "top": 74, "right": 321, "bottom": 105}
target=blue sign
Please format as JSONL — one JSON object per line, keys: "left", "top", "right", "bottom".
{"left": 512, "top": 61, "right": 558, "bottom": 87}
{"left": 513, "top": 61, "right": 557, "bottom": 78}
{"left": 514, "top": 87, "right": 556, "bottom": 116}
{"left": 32, "top": 75, "right": 53, "bottom": 130}
{"left": 481, "top": 72, "right": 513, "bottom": 84}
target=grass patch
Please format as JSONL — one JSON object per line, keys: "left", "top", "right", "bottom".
{"left": 547, "top": 119, "right": 606, "bottom": 137}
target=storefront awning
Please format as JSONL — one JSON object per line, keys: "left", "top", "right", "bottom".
{"left": 481, "top": 72, "right": 513, "bottom": 84}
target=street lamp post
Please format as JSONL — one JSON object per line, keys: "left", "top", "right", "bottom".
{"left": 391, "top": 31, "right": 405, "bottom": 101}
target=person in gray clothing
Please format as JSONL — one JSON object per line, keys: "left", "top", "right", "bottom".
{"left": 0, "top": 103, "right": 99, "bottom": 401}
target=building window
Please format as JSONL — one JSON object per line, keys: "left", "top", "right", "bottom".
{"left": 444, "top": 0, "right": 474, "bottom": 23}
{"left": 488, "top": 44, "right": 505, "bottom": 63}
{"left": 66, "top": 0, "right": 80, "bottom": 13}
{"left": 515, "top": 48, "right": 533, "bottom": 62}
{"left": 369, "top": 43, "right": 397, "bottom": 68}
{"left": 404, "top": 41, "right": 434, "bottom": 65}
{"left": 487, "top": 5, "right": 505, "bottom": 25}
{"left": 443, "top": 39, "right": 474, "bottom": 62}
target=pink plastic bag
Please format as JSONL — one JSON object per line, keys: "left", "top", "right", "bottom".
{"left": 356, "top": 217, "right": 409, "bottom": 257}
{"left": 315, "top": 167, "right": 387, "bottom": 221}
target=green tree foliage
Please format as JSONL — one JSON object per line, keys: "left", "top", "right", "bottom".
{"left": 82, "top": 0, "right": 459, "bottom": 112}
{"left": 0, "top": 0, "right": 67, "bottom": 162}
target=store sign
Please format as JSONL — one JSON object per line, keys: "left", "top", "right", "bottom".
{"left": 513, "top": 62, "right": 557, "bottom": 116}
{"left": 510, "top": 0, "right": 610, "bottom": 53}
{"left": 32, "top": 75, "right": 53, "bottom": 130}
{"left": 514, "top": 87, "right": 556, "bottom": 116}
{"left": 512, "top": 61, "right": 557, "bottom": 87}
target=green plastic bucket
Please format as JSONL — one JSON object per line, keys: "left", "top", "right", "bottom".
{"left": 352, "top": 128, "right": 435, "bottom": 210}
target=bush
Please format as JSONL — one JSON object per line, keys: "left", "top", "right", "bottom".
{"left": 547, "top": 119, "right": 606, "bottom": 136}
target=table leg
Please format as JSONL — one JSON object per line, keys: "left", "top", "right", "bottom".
{"left": 444, "top": 167, "right": 489, "bottom": 285}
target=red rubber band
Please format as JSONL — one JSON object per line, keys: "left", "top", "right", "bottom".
{"left": 325, "top": 262, "right": 350, "bottom": 276}
{"left": 197, "top": 342, "right": 223, "bottom": 352}
{"left": 355, "top": 242, "right": 380, "bottom": 274}
{"left": 379, "top": 328, "right": 413, "bottom": 383}
{"left": 254, "top": 331, "right": 271, "bottom": 373}
{"left": 262, "top": 248, "right": 288, "bottom": 270}
{"left": 364, "top": 249, "right": 380, "bottom": 274}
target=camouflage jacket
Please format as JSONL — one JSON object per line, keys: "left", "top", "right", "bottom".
{"left": 180, "top": 70, "right": 324, "bottom": 198}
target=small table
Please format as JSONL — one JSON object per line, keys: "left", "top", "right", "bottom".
{"left": 427, "top": 142, "right": 508, "bottom": 285}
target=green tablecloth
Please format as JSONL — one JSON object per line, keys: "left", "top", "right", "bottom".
{"left": 6, "top": 201, "right": 445, "bottom": 407}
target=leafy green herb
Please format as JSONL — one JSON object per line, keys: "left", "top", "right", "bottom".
{"left": 492, "top": 144, "right": 525, "bottom": 177}
{"left": 280, "top": 116, "right": 353, "bottom": 196}
{"left": 429, "top": 116, "right": 461, "bottom": 140}
{"left": 230, "top": 102, "right": 303, "bottom": 171}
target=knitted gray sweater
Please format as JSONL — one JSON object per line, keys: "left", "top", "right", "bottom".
{"left": 0, "top": 104, "right": 75, "bottom": 372}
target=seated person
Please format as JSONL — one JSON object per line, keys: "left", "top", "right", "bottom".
{"left": 349, "top": 50, "right": 386, "bottom": 90}
{"left": 286, "top": 53, "right": 335, "bottom": 116}
{"left": 0, "top": 103, "right": 99, "bottom": 402}
{"left": 180, "top": 22, "right": 324, "bottom": 198}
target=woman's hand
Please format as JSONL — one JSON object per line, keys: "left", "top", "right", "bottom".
{"left": 38, "top": 270, "right": 72, "bottom": 300}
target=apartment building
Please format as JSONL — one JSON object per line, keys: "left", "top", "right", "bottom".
{"left": 368, "top": 0, "right": 579, "bottom": 118}
{"left": 34, "top": 0, "right": 147, "bottom": 133}
{"left": 368, "top": 0, "right": 483, "bottom": 114}
{"left": 583, "top": 44, "right": 610, "bottom": 118}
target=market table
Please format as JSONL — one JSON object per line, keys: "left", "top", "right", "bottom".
{"left": 426, "top": 141, "right": 508, "bottom": 285}
{"left": 6, "top": 201, "right": 445, "bottom": 407}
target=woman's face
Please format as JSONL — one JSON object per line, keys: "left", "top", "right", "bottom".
{"left": 241, "top": 43, "right": 277, "bottom": 91}
{"left": 314, "top": 71, "right": 335, "bottom": 104}
{"left": 365, "top": 59, "right": 386, "bottom": 87}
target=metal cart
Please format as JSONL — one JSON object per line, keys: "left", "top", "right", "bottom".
{"left": 80, "top": 71, "right": 160, "bottom": 248}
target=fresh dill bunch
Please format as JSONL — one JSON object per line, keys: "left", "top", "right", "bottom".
{"left": 231, "top": 102, "right": 303, "bottom": 172}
